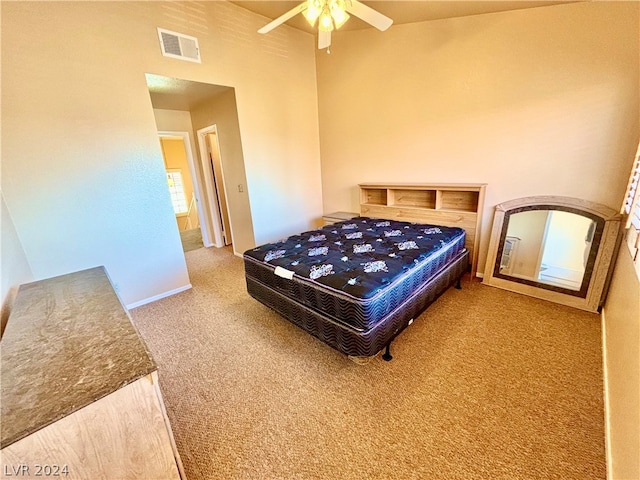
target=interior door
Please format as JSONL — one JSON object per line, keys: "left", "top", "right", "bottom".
{"left": 206, "top": 132, "right": 232, "bottom": 246}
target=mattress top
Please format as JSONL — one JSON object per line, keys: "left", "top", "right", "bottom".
{"left": 244, "top": 217, "right": 465, "bottom": 300}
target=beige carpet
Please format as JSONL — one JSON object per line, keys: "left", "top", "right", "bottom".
{"left": 130, "top": 247, "right": 606, "bottom": 480}
{"left": 180, "top": 228, "right": 204, "bottom": 252}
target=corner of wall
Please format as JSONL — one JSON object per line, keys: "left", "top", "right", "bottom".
{"left": 600, "top": 308, "right": 614, "bottom": 480}
{"left": 1, "top": 191, "right": 34, "bottom": 336}
{"left": 600, "top": 246, "right": 640, "bottom": 480}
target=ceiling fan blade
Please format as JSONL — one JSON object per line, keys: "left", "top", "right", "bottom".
{"left": 258, "top": 2, "right": 307, "bottom": 34}
{"left": 345, "top": 0, "right": 393, "bottom": 31}
{"left": 318, "top": 30, "right": 331, "bottom": 49}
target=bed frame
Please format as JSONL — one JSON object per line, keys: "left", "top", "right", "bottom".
{"left": 246, "top": 249, "right": 468, "bottom": 360}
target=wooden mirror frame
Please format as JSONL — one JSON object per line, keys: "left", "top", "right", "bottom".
{"left": 483, "top": 196, "right": 621, "bottom": 313}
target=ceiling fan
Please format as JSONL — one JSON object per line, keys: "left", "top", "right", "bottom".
{"left": 257, "top": 0, "right": 393, "bottom": 50}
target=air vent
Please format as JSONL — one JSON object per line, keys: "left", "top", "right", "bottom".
{"left": 157, "top": 28, "right": 201, "bottom": 63}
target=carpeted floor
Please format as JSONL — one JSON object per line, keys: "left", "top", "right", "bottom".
{"left": 180, "top": 228, "right": 204, "bottom": 252}
{"left": 130, "top": 247, "right": 606, "bottom": 480}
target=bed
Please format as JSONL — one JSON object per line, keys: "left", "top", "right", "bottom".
{"left": 243, "top": 216, "right": 469, "bottom": 360}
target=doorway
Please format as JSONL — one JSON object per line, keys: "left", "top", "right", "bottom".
{"left": 535, "top": 210, "right": 595, "bottom": 290}
{"left": 197, "top": 125, "right": 232, "bottom": 248}
{"left": 158, "top": 131, "right": 209, "bottom": 252}
{"left": 146, "top": 73, "right": 255, "bottom": 257}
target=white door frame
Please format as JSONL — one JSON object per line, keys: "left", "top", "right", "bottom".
{"left": 197, "top": 125, "right": 233, "bottom": 248}
{"left": 158, "top": 131, "right": 212, "bottom": 247}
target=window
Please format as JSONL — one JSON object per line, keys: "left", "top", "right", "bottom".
{"left": 621, "top": 141, "right": 640, "bottom": 276}
{"left": 166, "top": 170, "right": 188, "bottom": 215}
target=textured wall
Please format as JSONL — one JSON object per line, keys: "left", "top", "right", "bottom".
{"left": 1, "top": 194, "right": 34, "bottom": 334}
{"left": 603, "top": 248, "right": 640, "bottom": 480}
{"left": 190, "top": 90, "right": 256, "bottom": 256}
{"left": 1, "top": 1, "right": 322, "bottom": 305}
{"left": 316, "top": 2, "right": 640, "bottom": 275}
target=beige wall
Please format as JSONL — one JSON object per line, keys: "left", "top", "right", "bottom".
{"left": 603, "top": 248, "right": 640, "bottom": 480}
{"left": 0, "top": 193, "right": 34, "bottom": 335}
{"left": 191, "top": 90, "right": 256, "bottom": 256}
{"left": 316, "top": 2, "right": 640, "bottom": 276}
{"left": 160, "top": 137, "right": 197, "bottom": 231}
{"left": 1, "top": 1, "right": 322, "bottom": 306}
{"left": 541, "top": 210, "right": 592, "bottom": 272}
{"left": 153, "top": 109, "right": 200, "bottom": 163}
{"left": 506, "top": 210, "right": 547, "bottom": 279}
{"left": 152, "top": 108, "right": 208, "bottom": 237}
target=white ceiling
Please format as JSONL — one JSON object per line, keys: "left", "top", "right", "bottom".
{"left": 231, "top": 1, "right": 582, "bottom": 33}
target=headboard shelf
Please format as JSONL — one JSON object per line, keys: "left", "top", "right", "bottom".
{"left": 390, "top": 189, "right": 437, "bottom": 209}
{"left": 359, "top": 183, "right": 487, "bottom": 276}
{"left": 360, "top": 187, "right": 388, "bottom": 206}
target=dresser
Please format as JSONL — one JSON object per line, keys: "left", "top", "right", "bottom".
{"left": 0, "top": 267, "right": 184, "bottom": 479}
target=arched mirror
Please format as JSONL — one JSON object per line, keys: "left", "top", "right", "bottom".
{"left": 483, "top": 196, "right": 621, "bottom": 313}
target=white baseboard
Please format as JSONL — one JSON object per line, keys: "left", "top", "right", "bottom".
{"left": 601, "top": 308, "right": 613, "bottom": 480}
{"left": 475, "top": 272, "right": 484, "bottom": 279}
{"left": 126, "top": 284, "right": 192, "bottom": 310}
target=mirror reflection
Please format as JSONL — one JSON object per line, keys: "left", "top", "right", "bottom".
{"left": 499, "top": 210, "right": 596, "bottom": 291}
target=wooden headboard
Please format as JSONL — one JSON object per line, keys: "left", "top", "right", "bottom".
{"left": 359, "top": 183, "right": 487, "bottom": 276}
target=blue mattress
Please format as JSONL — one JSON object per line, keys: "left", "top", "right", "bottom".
{"left": 244, "top": 217, "right": 466, "bottom": 331}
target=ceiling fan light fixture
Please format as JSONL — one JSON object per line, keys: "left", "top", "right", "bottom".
{"left": 318, "top": 5, "right": 334, "bottom": 32}
{"left": 304, "top": 0, "right": 323, "bottom": 26}
{"left": 329, "top": 0, "right": 349, "bottom": 29}
{"left": 332, "top": 9, "right": 349, "bottom": 29}
{"left": 258, "top": 0, "right": 393, "bottom": 50}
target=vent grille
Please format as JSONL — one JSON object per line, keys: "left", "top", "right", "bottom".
{"left": 157, "top": 28, "right": 201, "bottom": 63}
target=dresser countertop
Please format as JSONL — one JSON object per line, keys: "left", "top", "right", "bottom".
{"left": 0, "top": 267, "right": 156, "bottom": 448}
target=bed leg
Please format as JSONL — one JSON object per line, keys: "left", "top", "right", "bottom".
{"left": 382, "top": 344, "right": 393, "bottom": 361}
{"left": 455, "top": 277, "right": 462, "bottom": 289}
